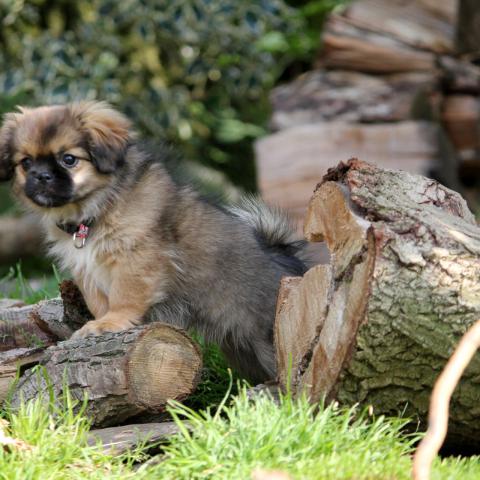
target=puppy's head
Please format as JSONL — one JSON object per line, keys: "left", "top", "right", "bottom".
{"left": 0, "top": 101, "right": 131, "bottom": 210}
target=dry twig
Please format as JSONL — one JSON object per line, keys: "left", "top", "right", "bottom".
{"left": 251, "top": 469, "right": 292, "bottom": 480}
{"left": 412, "top": 318, "right": 480, "bottom": 480}
{"left": 0, "top": 419, "right": 32, "bottom": 452}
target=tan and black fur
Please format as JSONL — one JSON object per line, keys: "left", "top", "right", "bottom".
{"left": 0, "top": 101, "right": 309, "bottom": 383}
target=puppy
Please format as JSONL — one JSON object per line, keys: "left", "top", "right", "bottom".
{"left": 0, "top": 101, "right": 309, "bottom": 383}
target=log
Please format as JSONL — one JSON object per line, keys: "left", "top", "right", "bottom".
{"left": 418, "top": 0, "right": 458, "bottom": 24}
{"left": 274, "top": 159, "right": 480, "bottom": 446}
{"left": 270, "top": 70, "right": 439, "bottom": 130}
{"left": 0, "top": 280, "right": 92, "bottom": 351}
{"left": 10, "top": 323, "right": 202, "bottom": 427}
{"left": 88, "top": 422, "right": 182, "bottom": 454}
{"left": 343, "top": 0, "right": 456, "bottom": 54}
{"left": 0, "top": 300, "right": 64, "bottom": 351}
{"left": 0, "top": 215, "right": 42, "bottom": 263}
{"left": 0, "top": 282, "right": 93, "bottom": 402}
{"left": 256, "top": 121, "right": 444, "bottom": 221}
{"left": 0, "top": 347, "right": 45, "bottom": 403}
{"left": 319, "top": 15, "right": 437, "bottom": 74}
{"left": 442, "top": 95, "right": 480, "bottom": 154}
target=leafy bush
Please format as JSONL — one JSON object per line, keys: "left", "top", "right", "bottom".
{"left": 0, "top": 0, "right": 310, "bottom": 190}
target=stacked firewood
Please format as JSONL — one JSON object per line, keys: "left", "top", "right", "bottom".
{"left": 256, "top": 0, "right": 480, "bottom": 222}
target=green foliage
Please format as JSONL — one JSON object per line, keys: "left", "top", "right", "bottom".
{"left": 274, "top": 0, "right": 350, "bottom": 60}
{"left": 184, "top": 337, "right": 239, "bottom": 411}
{"left": 0, "top": 0, "right": 315, "bottom": 190}
{"left": 0, "top": 186, "right": 13, "bottom": 215}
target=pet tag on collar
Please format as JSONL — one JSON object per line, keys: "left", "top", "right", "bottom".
{"left": 73, "top": 224, "right": 90, "bottom": 249}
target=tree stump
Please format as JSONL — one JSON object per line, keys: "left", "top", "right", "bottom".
{"left": 10, "top": 323, "right": 202, "bottom": 427}
{"left": 275, "top": 159, "right": 480, "bottom": 446}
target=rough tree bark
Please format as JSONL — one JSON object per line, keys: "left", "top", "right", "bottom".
{"left": 1, "top": 282, "right": 203, "bottom": 427}
{"left": 275, "top": 159, "right": 480, "bottom": 446}
{"left": 10, "top": 323, "right": 202, "bottom": 427}
{"left": 0, "top": 280, "right": 93, "bottom": 351}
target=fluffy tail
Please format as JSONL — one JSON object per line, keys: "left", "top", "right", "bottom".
{"left": 227, "top": 196, "right": 306, "bottom": 255}
{"left": 228, "top": 196, "right": 330, "bottom": 268}
{"left": 227, "top": 196, "right": 297, "bottom": 246}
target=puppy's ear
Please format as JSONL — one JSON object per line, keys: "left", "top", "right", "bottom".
{"left": 0, "top": 113, "right": 17, "bottom": 182}
{"left": 70, "top": 101, "right": 132, "bottom": 174}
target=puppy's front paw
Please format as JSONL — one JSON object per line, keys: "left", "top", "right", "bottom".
{"left": 71, "top": 317, "right": 136, "bottom": 340}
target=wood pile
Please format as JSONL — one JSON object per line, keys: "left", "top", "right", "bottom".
{"left": 274, "top": 158, "right": 480, "bottom": 447}
{"left": 256, "top": 0, "right": 480, "bottom": 222}
{"left": 0, "top": 281, "right": 202, "bottom": 449}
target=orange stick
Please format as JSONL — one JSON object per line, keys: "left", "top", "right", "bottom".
{"left": 412, "top": 318, "right": 480, "bottom": 480}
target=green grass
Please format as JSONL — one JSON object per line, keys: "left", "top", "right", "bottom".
{"left": 2, "top": 386, "right": 480, "bottom": 480}
{"left": 0, "top": 263, "right": 63, "bottom": 304}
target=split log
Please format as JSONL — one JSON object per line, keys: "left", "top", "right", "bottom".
{"left": 270, "top": 70, "right": 439, "bottom": 130}
{"left": 10, "top": 323, "right": 202, "bottom": 427}
{"left": 0, "top": 299, "right": 25, "bottom": 309}
{"left": 0, "top": 300, "right": 67, "bottom": 351}
{"left": 0, "top": 281, "right": 93, "bottom": 402}
{"left": 275, "top": 159, "right": 480, "bottom": 446}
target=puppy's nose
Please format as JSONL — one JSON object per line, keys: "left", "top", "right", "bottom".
{"left": 33, "top": 171, "right": 53, "bottom": 183}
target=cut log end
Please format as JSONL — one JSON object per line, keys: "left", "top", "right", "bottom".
{"left": 127, "top": 324, "right": 202, "bottom": 410}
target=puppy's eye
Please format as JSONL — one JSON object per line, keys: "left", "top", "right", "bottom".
{"left": 61, "top": 154, "right": 79, "bottom": 168}
{"left": 21, "top": 158, "right": 32, "bottom": 171}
